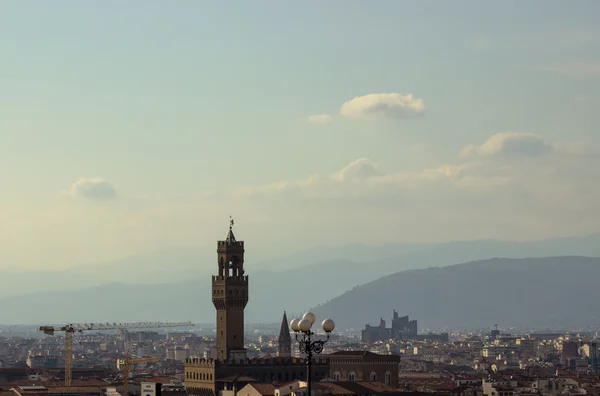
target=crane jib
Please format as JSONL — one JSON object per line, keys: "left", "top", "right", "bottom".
{"left": 37, "top": 320, "right": 194, "bottom": 387}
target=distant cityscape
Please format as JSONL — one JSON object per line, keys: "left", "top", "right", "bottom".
{"left": 0, "top": 224, "right": 599, "bottom": 396}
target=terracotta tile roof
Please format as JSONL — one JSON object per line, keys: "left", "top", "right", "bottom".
{"left": 311, "top": 383, "right": 350, "bottom": 395}
{"left": 247, "top": 383, "right": 276, "bottom": 396}
{"left": 2, "top": 380, "right": 107, "bottom": 388}
{"left": 351, "top": 381, "right": 398, "bottom": 393}
{"left": 317, "top": 381, "right": 404, "bottom": 395}
{"left": 276, "top": 381, "right": 302, "bottom": 388}
{"left": 146, "top": 377, "right": 177, "bottom": 385}
{"left": 12, "top": 387, "right": 103, "bottom": 395}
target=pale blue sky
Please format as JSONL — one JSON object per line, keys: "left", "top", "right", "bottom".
{"left": 1, "top": 1, "right": 599, "bottom": 269}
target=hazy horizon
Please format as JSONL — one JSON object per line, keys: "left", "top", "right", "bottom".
{"left": 2, "top": 232, "right": 600, "bottom": 272}
{"left": 2, "top": 1, "right": 600, "bottom": 271}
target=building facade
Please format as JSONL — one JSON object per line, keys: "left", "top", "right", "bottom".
{"left": 325, "top": 351, "right": 400, "bottom": 388}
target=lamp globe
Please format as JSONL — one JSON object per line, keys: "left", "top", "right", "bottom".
{"left": 298, "top": 318, "right": 312, "bottom": 333}
{"left": 290, "top": 318, "right": 300, "bottom": 332}
{"left": 322, "top": 319, "right": 335, "bottom": 333}
{"left": 302, "top": 312, "right": 317, "bottom": 325}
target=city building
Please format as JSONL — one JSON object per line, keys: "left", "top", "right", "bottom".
{"left": 184, "top": 222, "right": 400, "bottom": 396}
{"left": 361, "top": 311, "right": 447, "bottom": 344}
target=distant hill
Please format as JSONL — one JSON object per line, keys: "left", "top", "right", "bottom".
{"left": 3, "top": 233, "right": 600, "bottom": 299}
{"left": 311, "top": 256, "right": 600, "bottom": 331}
{"left": 0, "top": 261, "right": 361, "bottom": 324}
{"left": 3, "top": 234, "right": 600, "bottom": 325}
{"left": 3, "top": 256, "right": 600, "bottom": 329}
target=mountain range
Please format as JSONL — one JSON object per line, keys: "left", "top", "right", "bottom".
{"left": 312, "top": 256, "right": 600, "bottom": 331}
{"left": 1, "top": 234, "right": 600, "bottom": 326}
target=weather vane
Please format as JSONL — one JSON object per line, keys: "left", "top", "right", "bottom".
{"left": 229, "top": 215, "right": 234, "bottom": 230}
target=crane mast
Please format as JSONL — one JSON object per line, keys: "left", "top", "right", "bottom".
{"left": 39, "top": 321, "right": 193, "bottom": 386}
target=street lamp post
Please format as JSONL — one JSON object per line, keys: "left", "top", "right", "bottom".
{"left": 290, "top": 312, "right": 335, "bottom": 396}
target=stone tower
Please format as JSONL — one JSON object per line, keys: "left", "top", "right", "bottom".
{"left": 212, "top": 218, "right": 249, "bottom": 361}
{"left": 278, "top": 311, "right": 292, "bottom": 358}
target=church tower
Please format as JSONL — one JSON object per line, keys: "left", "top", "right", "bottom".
{"left": 212, "top": 218, "right": 248, "bottom": 361}
{"left": 278, "top": 311, "right": 292, "bottom": 358}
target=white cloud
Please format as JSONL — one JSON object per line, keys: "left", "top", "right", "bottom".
{"left": 236, "top": 157, "right": 504, "bottom": 201}
{"left": 6, "top": 133, "right": 600, "bottom": 270}
{"left": 460, "top": 132, "right": 553, "bottom": 158}
{"left": 460, "top": 132, "right": 597, "bottom": 159}
{"left": 235, "top": 133, "right": 600, "bottom": 219}
{"left": 307, "top": 114, "right": 333, "bottom": 124}
{"left": 339, "top": 93, "right": 425, "bottom": 119}
{"left": 331, "top": 158, "right": 383, "bottom": 182}
{"left": 67, "top": 178, "right": 117, "bottom": 201}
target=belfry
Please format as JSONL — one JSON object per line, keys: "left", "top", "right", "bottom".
{"left": 212, "top": 217, "right": 249, "bottom": 361}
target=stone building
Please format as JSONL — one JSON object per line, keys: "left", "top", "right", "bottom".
{"left": 326, "top": 351, "right": 400, "bottom": 388}
{"left": 185, "top": 356, "right": 329, "bottom": 396}
{"left": 184, "top": 221, "right": 401, "bottom": 396}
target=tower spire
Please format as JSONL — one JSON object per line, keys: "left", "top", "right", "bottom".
{"left": 278, "top": 311, "right": 291, "bottom": 358}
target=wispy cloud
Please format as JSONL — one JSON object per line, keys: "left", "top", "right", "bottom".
{"left": 307, "top": 114, "right": 333, "bottom": 124}
{"left": 339, "top": 93, "right": 425, "bottom": 119}
{"left": 66, "top": 178, "right": 117, "bottom": 201}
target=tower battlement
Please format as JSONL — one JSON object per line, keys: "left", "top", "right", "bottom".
{"left": 186, "top": 356, "right": 324, "bottom": 367}
{"left": 211, "top": 275, "right": 249, "bottom": 283}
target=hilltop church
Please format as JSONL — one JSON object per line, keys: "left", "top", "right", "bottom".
{"left": 184, "top": 221, "right": 400, "bottom": 396}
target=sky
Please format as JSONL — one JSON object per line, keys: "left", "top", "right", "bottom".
{"left": 1, "top": 0, "right": 600, "bottom": 270}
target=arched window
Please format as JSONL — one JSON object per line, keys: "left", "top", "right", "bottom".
{"left": 385, "top": 371, "right": 391, "bottom": 386}
{"left": 370, "top": 372, "right": 377, "bottom": 381}
{"left": 349, "top": 372, "right": 356, "bottom": 382}
{"left": 333, "top": 372, "right": 340, "bottom": 381}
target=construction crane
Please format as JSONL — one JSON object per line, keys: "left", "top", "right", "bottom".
{"left": 39, "top": 321, "right": 193, "bottom": 386}
{"left": 122, "top": 356, "right": 160, "bottom": 396}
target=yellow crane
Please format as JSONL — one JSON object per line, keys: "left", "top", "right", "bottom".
{"left": 122, "top": 356, "right": 160, "bottom": 396}
{"left": 39, "top": 321, "right": 193, "bottom": 386}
